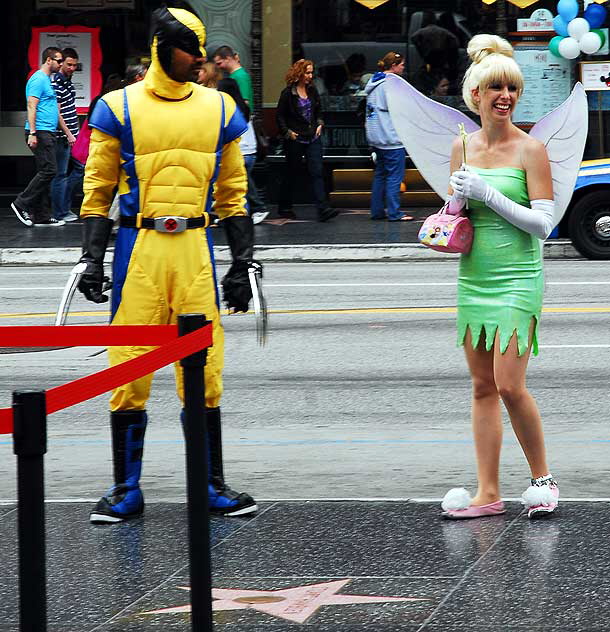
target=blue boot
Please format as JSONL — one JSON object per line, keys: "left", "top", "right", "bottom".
{"left": 89, "top": 410, "right": 147, "bottom": 524}
{"left": 182, "top": 407, "right": 257, "bottom": 516}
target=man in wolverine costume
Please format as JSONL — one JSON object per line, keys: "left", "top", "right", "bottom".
{"left": 78, "top": 5, "right": 258, "bottom": 522}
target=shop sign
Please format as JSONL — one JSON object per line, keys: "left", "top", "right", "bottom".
{"left": 353, "top": 0, "right": 391, "bottom": 9}
{"left": 483, "top": 0, "right": 540, "bottom": 7}
{"left": 517, "top": 9, "right": 554, "bottom": 32}
{"left": 581, "top": 62, "right": 610, "bottom": 91}
{"left": 28, "top": 26, "right": 102, "bottom": 114}
{"left": 37, "top": 0, "right": 134, "bottom": 8}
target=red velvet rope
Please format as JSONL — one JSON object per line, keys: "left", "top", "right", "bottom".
{"left": 0, "top": 324, "right": 213, "bottom": 435}
{"left": 0, "top": 325, "right": 179, "bottom": 347}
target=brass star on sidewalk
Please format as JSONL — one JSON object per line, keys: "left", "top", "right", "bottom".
{"left": 263, "top": 218, "right": 311, "bottom": 225}
{"left": 142, "top": 579, "right": 429, "bottom": 624}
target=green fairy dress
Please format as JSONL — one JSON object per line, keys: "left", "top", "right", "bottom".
{"left": 457, "top": 167, "right": 543, "bottom": 356}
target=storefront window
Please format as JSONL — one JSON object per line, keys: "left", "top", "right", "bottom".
{"left": 291, "top": 0, "right": 493, "bottom": 155}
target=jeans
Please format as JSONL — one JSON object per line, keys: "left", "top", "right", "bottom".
{"left": 66, "top": 159, "right": 84, "bottom": 212}
{"left": 15, "top": 130, "right": 57, "bottom": 223}
{"left": 51, "top": 137, "right": 80, "bottom": 219}
{"left": 370, "top": 147, "right": 406, "bottom": 220}
{"left": 278, "top": 137, "right": 327, "bottom": 211}
{"left": 243, "top": 154, "right": 266, "bottom": 214}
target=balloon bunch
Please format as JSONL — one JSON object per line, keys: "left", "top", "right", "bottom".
{"left": 549, "top": 0, "right": 607, "bottom": 59}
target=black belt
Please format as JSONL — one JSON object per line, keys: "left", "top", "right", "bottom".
{"left": 119, "top": 213, "right": 217, "bottom": 233}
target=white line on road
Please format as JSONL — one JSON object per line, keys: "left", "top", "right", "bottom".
{"left": 266, "top": 281, "right": 610, "bottom": 288}
{"left": 539, "top": 344, "right": 610, "bottom": 348}
{"left": 0, "top": 283, "right": 607, "bottom": 291}
{"left": 1, "top": 497, "right": 610, "bottom": 504}
{"left": 0, "top": 287, "right": 64, "bottom": 291}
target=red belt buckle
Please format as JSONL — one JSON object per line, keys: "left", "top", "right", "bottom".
{"left": 154, "top": 216, "right": 187, "bottom": 233}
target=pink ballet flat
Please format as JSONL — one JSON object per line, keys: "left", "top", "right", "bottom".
{"left": 442, "top": 500, "right": 506, "bottom": 520}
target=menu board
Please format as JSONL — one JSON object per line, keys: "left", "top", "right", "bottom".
{"left": 580, "top": 62, "right": 610, "bottom": 92}
{"left": 512, "top": 48, "right": 573, "bottom": 124}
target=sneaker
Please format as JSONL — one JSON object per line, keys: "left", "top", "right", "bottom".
{"left": 90, "top": 485, "right": 144, "bottom": 524}
{"left": 209, "top": 481, "right": 257, "bottom": 516}
{"left": 521, "top": 476, "right": 559, "bottom": 519}
{"left": 318, "top": 206, "right": 339, "bottom": 222}
{"left": 61, "top": 212, "right": 80, "bottom": 222}
{"left": 34, "top": 218, "right": 65, "bottom": 227}
{"left": 252, "top": 211, "right": 269, "bottom": 225}
{"left": 11, "top": 202, "right": 32, "bottom": 227}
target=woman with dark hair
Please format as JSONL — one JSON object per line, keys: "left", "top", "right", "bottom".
{"left": 275, "top": 59, "right": 337, "bottom": 222}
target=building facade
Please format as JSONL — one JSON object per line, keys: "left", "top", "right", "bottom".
{"left": 3, "top": 0, "right": 608, "bottom": 187}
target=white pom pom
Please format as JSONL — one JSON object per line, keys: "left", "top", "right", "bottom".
{"left": 441, "top": 487, "right": 471, "bottom": 511}
{"left": 521, "top": 485, "right": 556, "bottom": 508}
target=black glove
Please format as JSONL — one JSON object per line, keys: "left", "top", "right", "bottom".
{"left": 78, "top": 216, "right": 114, "bottom": 304}
{"left": 221, "top": 215, "right": 256, "bottom": 313}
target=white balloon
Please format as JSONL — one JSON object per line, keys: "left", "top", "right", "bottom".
{"left": 580, "top": 31, "right": 602, "bottom": 54}
{"left": 558, "top": 36, "right": 582, "bottom": 59}
{"left": 567, "top": 17, "right": 590, "bottom": 41}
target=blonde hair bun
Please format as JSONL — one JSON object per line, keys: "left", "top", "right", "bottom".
{"left": 467, "top": 34, "right": 514, "bottom": 64}
{"left": 462, "top": 33, "right": 523, "bottom": 114}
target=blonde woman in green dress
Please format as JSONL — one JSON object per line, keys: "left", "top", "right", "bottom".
{"left": 384, "top": 35, "right": 587, "bottom": 520}
{"left": 441, "top": 35, "right": 560, "bottom": 519}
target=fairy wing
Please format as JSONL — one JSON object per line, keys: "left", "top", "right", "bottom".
{"left": 385, "top": 73, "right": 479, "bottom": 201}
{"left": 528, "top": 82, "right": 588, "bottom": 221}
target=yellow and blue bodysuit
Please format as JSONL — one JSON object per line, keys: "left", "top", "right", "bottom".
{"left": 79, "top": 7, "right": 258, "bottom": 522}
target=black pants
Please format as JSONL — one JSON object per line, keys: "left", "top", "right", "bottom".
{"left": 16, "top": 130, "right": 57, "bottom": 222}
{"left": 278, "top": 137, "right": 327, "bottom": 211}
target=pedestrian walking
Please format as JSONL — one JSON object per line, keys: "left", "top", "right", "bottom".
{"left": 11, "top": 47, "right": 66, "bottom": 227}
{"left": 124, "top": 63, "right": 148, "bottom": 84}
{"left": 276, "top": 59, "right": 337, "bottom": 222}
{"left": 76, "top": 7, "right": 258, "bottom": 523}
{"left": 364, "top": 52, "right": 412, "bottom": 222}
{"left": 51, "top": 47, "right": 80, "bottom": 222}
{"left": 441, "top": 35, "right": 560, "bottom": 519}
{"left": 198, "top": 61, "right": 221, "bottom": 88}
{"left": 213, "top": 45, "right": 253, "bottom": 106}
{"left": 213, "top": 46, "right": 268, "bottom": 224}
{"left": 217, "top": 78, "right": 268, "bottom": 224}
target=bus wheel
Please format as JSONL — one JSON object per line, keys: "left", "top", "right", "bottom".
{"left": 568, "top": 190, "right": 610, "bottom": 260}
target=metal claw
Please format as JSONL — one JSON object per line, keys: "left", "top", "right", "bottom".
{"left": 248, "top": 263, "right": 268, "bottom": 346}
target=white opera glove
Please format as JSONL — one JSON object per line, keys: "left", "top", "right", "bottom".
{"left": 449, "top": 169, "right": 489, "bottom": 203}
{"left": 445, "top": 193, "right": 466, "bottom": 216}
{"left": 449, "top": 168, "right": 556, "bottom": 239}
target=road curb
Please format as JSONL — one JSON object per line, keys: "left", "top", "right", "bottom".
{"left": 0, "top": 241, "right": 583, "bottom": 265}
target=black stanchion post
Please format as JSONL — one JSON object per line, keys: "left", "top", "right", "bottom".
{"left": 179, "top": 314, "right": 213, "bottom": 632}
{"left": 12, "top": 390, "right": 48, "bottom": 632}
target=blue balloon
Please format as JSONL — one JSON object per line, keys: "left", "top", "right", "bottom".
{"left": 584, "top": 4, "right": 607, "bottom": 29}
{"left": 553, "top": 14, "right": 569, "bottom": 36}
{"left": 557, "top": 0, "right": 579, "bottom": 22}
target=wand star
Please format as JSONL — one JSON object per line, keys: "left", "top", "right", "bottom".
{"left": 142, "top": 579, "right": 429, "bottom": 623}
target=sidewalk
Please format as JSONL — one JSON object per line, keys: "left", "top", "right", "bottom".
{"left": 0, "top": 499, "right": 601, "bottom": 631}
{"left": 0, "top": 204, "right": 581, "bottom": 265}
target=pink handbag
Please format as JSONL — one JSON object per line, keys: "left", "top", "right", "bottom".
{"left": 71, "top": 119, "right": 92, "bottom": 166}
{"left": 418, "top": 202, "right": 473, "bottom": 254}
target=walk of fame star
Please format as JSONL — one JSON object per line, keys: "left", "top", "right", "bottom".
{"left": 142, "top": 579, "right": 429, "bottom": 623}
{"left": 263, "top": 218, "right": 312, "bottom": 225}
